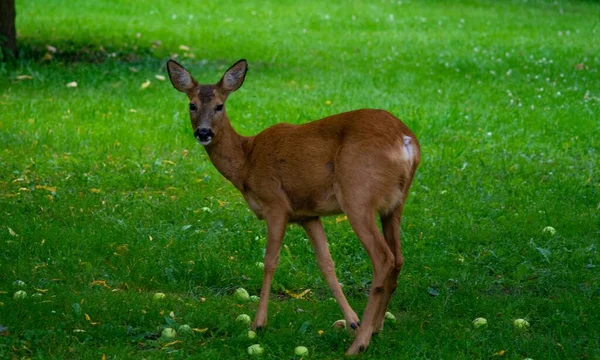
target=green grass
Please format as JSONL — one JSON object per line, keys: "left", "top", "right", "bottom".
{"left": 1, "top": 0, "right": 599, "bottom": 358}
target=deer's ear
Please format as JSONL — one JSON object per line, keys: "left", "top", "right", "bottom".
{"left": 219, "top": 59, "right": 248, "bottom": 94}
{"left": 167, "top": 60, "right": 198, "bottom": 94}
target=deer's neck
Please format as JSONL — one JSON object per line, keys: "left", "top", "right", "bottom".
{"left": 204, "top": 118, "right": 249, "bottom": 191}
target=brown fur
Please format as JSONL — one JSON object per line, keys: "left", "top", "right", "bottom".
{"left": 167, "top": 59, "right": 420, "bottom": 355}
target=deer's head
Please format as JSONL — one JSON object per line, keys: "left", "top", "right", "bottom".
{"left": 167, "top": 59, "right": 247, "bottom": 146}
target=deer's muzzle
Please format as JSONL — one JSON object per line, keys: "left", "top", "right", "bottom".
{"left": 194, "top": 128, "right": 214, "bottom": 145}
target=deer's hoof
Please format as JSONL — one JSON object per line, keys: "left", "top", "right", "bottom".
{"left": 254, "top": 326, "right": 265, "bottom": 333}
{"left": 345, "top": 343, "right": 368, "bottom": 356}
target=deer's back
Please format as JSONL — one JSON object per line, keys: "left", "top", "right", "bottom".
{"left": 242, "top": 109, "right": 419, "bottom": 220}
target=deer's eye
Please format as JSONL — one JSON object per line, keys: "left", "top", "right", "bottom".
{"left": 189, "top": 103, "right": 197, "bottom": 111}
{"left": 215, "top": 104, "right": 224, "bottom": 112}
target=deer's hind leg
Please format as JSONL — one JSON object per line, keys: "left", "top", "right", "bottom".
{"left": 373, "top": 164, "right": 418, "bottom": 334}
{"left": 341, "top": 204, "right": 395, "bottom": 355}
{"left": 373, "top": 205, "right": 404, "bottom": 334}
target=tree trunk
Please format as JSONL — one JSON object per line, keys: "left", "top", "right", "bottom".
{"left": 0, "top": 0, "right": 17, "bottom": 60}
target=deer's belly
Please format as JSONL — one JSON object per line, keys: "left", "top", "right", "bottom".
{"left": 244, "top": 188, "right": 342, "bottom": 221}
{"left": 288, "top": 189, "right": 342, "bottom": 220}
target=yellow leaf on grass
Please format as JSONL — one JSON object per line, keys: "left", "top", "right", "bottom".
{"left": 193, "top": 328, "right": 208, "bottom": 333}
{"left": 89, "top": 188, "right": 101, "bottom": 193}
{"left": 141, "top": 80, "right": 151, "bottom": 89}
{"left": 155, "top": 75, "right": 166, "bottom": 81}
{"left": 101, "top": 354, "right": 106, "bottom": 360}
{"left": 91, "top": 280, "right": 111, "bottom": 289}
{"left": 335, "top": 215, "right": 347, "bottom": 223}
{"left": 161, "top": 340, "right": 183, "bottom": 349}
{"left": 492, "top": 350, "right": 506, "bottom": 356}
{"left": 285, "top": 289, "right": 311, "bottom": 299}
{"left": 34, "top": 288, "right": 48, "bottom": 293}
{"left": 179, "top": 45, "right": 190, "bottom": 51}
{"left": 66, "top": 81, "right": 78, "bottom": 88}
{"left": 7, "top": 227, "right": 17, "bottom": 237}
{"left": 16, "top": 75, "right": 33, "bottom": 80}
{"left": 35, "top": 185, "right": 57, "bottom": 193}
{"left": 85, "top": 313, "right": 100, "bottom": 325}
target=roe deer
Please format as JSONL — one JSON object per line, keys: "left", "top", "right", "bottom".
{"left": 166, "top": 59, "right": 420, "bottom": 355}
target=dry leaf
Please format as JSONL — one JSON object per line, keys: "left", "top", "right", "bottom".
{"left": 179, "top": 45, "right": 190, "bottom": 51}
{"left": 46, "top": 45, "right": 57, "bottom": 53}
{"left": 91, "top": 280, "right": 111, "bottom": 289}
{"left": 284, "top": 289, "right": 311, "bottom": 299}
{"left": 155, "top": 74, "right": 166, "bottom": 81}
{"left": 335, "top": 215, "right": 347, "bottom": 223}
{"left": 89, "top": 188, "right": 101, "bottom": 193}
{"left": 16, "top": 75, "right": 33, "bottom": 80}
{"left": 66, "top": 81, "right": 78, "bottom": 88}
{"left": 84, "top": 313, "right": 91, "bottom": 321}
{"left": 193, "top": 328, "right": 208, "bottom": 333}
{"left": 161, "top": 340, "right": 183, "bottom": 350}
{"left": 43, "top": 53, "right": 53, "bottom": 61}
{"left": 492, "top": 350, "right": 506, "bottom": 357}
{"left": 141, "top": 80, "right": 151, "bottom": 89}
{"left": 8, "top": 227, "right": 17, "bottom": 237}
{"left": 35, "top": 185, "right": 57, "bottom": 193}
{"left": 101, "top": 354, "right": 106, "bottom": 360}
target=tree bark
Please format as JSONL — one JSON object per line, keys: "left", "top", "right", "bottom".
{"left": 0, "top": 0, "right": 17, "bottom": 60}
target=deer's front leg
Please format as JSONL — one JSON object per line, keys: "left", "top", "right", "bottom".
{"left": 301, "top": 218, "right": 360, "bottom": 330}
{"left": 252, "top": 212, "right": 288, "bottom": 330}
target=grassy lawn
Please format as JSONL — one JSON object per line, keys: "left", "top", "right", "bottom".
{"left": 1, "top": 0, "right": 599, "bottom": 358}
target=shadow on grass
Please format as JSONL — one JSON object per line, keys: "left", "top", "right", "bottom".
{"left": 8, "top": 38, "right": 276, "bottom": 75}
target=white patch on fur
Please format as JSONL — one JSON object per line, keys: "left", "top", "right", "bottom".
{"left": 388, "top": 136, "right": 415, "bottom": 164}
{"left": 403, "top": 136, "right": 414, "bottom": 162}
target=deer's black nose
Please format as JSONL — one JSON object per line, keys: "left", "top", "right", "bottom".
{"left": 194, "top": 128, "right": 214, "bottom": 143}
